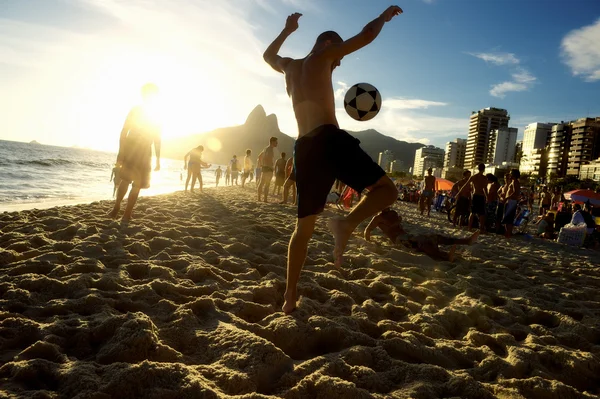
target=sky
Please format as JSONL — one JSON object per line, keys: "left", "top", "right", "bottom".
{"left": 1, "top": 0, "right": 600, "bottom": 152}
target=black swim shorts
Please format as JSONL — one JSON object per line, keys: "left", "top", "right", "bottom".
{"left": 455, "top": 196, "right": 470, "bottom": 216}
{"left": 294, "top": 125, "right": 386, "bottom": 218}
{"left": 471, "top": 194, "right": 486, "bottom": 216}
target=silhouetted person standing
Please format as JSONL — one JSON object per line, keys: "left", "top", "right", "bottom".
{"left": 109, "top": 83, "right": 161, "bottom": 221}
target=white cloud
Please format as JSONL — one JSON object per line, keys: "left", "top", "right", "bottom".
{"left": 467, "top": 52, "right": 520, "bottom": 66}
{"left": 385, "top": 98, "right": 448, "bottom": 110}
{"left": 490, "top": 67, "right": 537, "bottom": 98}
{"left": 561, "top": 18, "right": 600, "bottom": 82}
{"left": 468, "top": 50, "right": 537, "bottom": 98}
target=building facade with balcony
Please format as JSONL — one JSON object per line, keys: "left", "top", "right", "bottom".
{"left": 521, "top": 122, "right": 554, "bottom": 175}
{"left": 444, "top": 138, "right": 466, "bottom": 169}
{"left": 546, "top": 122, "right": 573, "bottom": 178}
{"left": 566, "top": 117, "right": 600, "bottom": 177}
{"left": 464, "top": 107, "right": 510, "bottom": 168}
{"left": 488, "top": 127, "right": 518, "bottom": 165}
{"left": 413, "top": 146, "right": 445, "bottom": 177}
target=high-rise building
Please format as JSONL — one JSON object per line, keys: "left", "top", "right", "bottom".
{"left": 521, "top": 122, "right": 554, "bottom": 175}
{"left": 579, "top": 158, "right": 600, "bottom": 182}
{"left": 413, "top": 146, "right": 444, "bottom": 177}
{"left": 390, "top": 160, "right": 404, "bottom": 173}
{"left": 514, "top": 140, "right": 523, "bottom": 164}
{"left": 464, "top": 107, "right": 510, "bottom": 168}
{"left": 444, "top": 138, "right": 467, "bottom": 169}
{"left": 566, "top": 117, "right": 600, "bottom": 176}
{"left": 488, "top": 127, "right": 518, "bottom": 165}
{"left": 378, "top": 150, "right": 394, "bottom": 173}
{"left": 546, "top": 122, "right": 573, "bottom": 178}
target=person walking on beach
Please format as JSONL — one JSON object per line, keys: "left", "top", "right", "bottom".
{"left": 364, "top": 208, "right": 479, "bottom": 261}
{"left": 110, "top": 163, "right": 121, "bottom": 197}
{"left": 225, "top": 165, "right": 231, "bottom": 186}
{"left": 419, "top": 168, "right": 435, "bottom": 216}
{"left": 109, "top": 83, "right": 161, "bottom": 221}
{"left": 501, "top": 169, "right": 521, "bottom": 238}
{"left": 452, "top": 170, "right": 471, "bottom": 227}
{"left": 184, "top": 145, "right": 211, "bottom": 193}
{"left": 230, "top": 155, "right": 240, "bottom": 185}
{"left": 241, "top": 149, "right": 253, "bottom": 188}
{"left": 264, "top": 6, "right": 402, "bottom": 313}
{"left": 257, "top": 137, "right": 279, "bottom": 202}
{"left": 281, "top": 156, "right": 296, "bottom": 205}
{"left": 215, "top": 166, "right": 223, "bottom": 187}
{"left": 457, "top": 163, "right": 488, "bottom": 232}
{"left": 255, "top": 152, "right": 263, "bottom": 186}
{"left": 273, "top": 152, "right": 287, "bottom": 196}
{"left": 539, "top": 186, "right": 551, "bottom": 216}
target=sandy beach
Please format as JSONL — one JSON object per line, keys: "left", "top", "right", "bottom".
{"left": 1, "top": 185, "right": 599, "bottom": 398}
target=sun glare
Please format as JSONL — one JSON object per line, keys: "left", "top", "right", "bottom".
{"left": 79, "top": 49, "right": 232, "bottom": 152}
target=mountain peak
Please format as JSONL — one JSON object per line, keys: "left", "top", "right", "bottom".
{"left": 245, "top": 105, "right": 267, "bottom": 125}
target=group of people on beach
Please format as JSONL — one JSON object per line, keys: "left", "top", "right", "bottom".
{"left": 108, "top": 5, "right": 488, "bottom": 313}
{"left": 179, "top": 136, "right": 297, "bottom": 204}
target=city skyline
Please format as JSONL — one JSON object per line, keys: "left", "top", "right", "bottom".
{"left": 1, "top": 1, "right": 599, "bottom": 151}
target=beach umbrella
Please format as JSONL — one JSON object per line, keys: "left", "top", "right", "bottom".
{"left": 563, "top": 189, "right": 600, "bottom": 206}
{"left": 435, "top": 177, "right": 454, "bottom": 191}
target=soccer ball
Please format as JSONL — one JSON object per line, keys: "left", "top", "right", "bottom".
{"left": 344, "top": 83, "right": 382, "bottom": 121}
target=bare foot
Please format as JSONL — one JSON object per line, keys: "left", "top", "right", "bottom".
{"left": 327, "top": 217, "right": 353, "bottom": 269}
{"left": 282, "top": 292, "right": 297, "bottom": 314}
{"left": 448, "top": 244, "right": 457, "bottom": 262}
{"left": 469, "top": 231, "right": 480, "bottom": 245}
{"left": 122, "top": 211, "right": 133, "bottom": 222}
{"left": 107, "top": 208, "right": 119, "bottom": 219}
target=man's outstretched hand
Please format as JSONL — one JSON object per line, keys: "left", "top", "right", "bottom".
{"left": 381, "top": 5, "right": 403, "bottom": 22}
{"left": 284, "top": 12, "right": 302, "bottom": 34}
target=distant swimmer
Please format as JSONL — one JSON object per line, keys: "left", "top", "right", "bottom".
{"left": 215, "top": 166, "right": 223, "bottom": 187}
{"left": 419, "top": 168, "right": 435, "bottom": 216}
{"left": 264, "top": 6, "right": 401, "bottom": 313}
{"left": 109, "top": 83, "right": 161, "bottom": 222}
{"left": 241, "top": 149, "right": 253, "bottom": 188}
{"left": 281, "top": 156, "right": 296, "bottom": 205}
{"left": 364, "top": 208, "right": 479, "bottom": 261}
{"left": 110, "top": 163, "right": 121, "bottom": 197}
{"left": 257, "top": 137, "right": 279, "bottom": 202}
{"left": 230, "top": 155, "right": 240, "bottom": 186}
{"left": 273, "top": 152, "right": 287, "bottom": 196}
{"left": 184, "top": 145, "right": 211, "bottom": 193}
{"left": 457, "top": 163, "right": 488, "bottom": 232}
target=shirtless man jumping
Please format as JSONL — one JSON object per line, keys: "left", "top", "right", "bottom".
{"left": 264, "top": 6, "right": 402, "bottom": 313}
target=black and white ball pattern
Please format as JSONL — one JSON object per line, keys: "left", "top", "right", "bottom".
{"left": 344, "top": 83, "right": 382, "bottom": 121}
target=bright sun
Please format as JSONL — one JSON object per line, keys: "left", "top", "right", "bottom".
{"left": 79, "top": 49, "right": 231, "bottom": 152}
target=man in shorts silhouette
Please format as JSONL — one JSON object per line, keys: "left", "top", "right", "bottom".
{"left": 264, "top": 6, "right": 402, "bottom": 313}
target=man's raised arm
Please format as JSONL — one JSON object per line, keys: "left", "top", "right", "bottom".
{"left": 324, "top": 5, "right": 402, "bottom": 60}
{"left": 263, "top": 13, "right": 301, "bottom": 73}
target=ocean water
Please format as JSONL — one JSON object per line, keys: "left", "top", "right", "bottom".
{"left": 0, "top": 140, "right": 218, "bottom": 212}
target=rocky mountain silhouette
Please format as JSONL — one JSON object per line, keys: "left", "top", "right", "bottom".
{"left": 161, "top": 105, "right": 424, "bottom": 167}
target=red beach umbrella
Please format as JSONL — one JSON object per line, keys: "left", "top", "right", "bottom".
{"left": 435, "top": 177, "right": 454, "bottom": 191}
{"left": 563, "top": 189, "right": 600, "bottom": 206}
